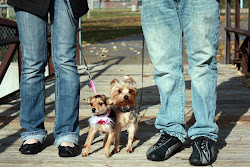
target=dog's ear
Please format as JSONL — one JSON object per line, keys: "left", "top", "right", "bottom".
{"left": 124, "top": 76, "right": 136, "bottom": 85}
{"left": 99, "top": 94, "right": 106, "bottom": 101}
{"left": 106, "top": 97, "right": 113, "bottom": 105}
{"left": 110, "top": 79, "right": 119, "bottom": 86}
{"left": 87, "top": 97, "right": 92, "bottom": 104}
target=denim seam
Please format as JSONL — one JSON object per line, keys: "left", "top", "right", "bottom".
{"left": 209, "top": 14, "right": 220, "bottom": 119}
{"left": 179, "top": 37, "right": 185, "bottom": 125}
{"left": 50, "top": 19, "right": 58, "bottom": 134}
{"left": 175, "top": 0, "right": 179, "bottom": 13}
{"left": 42, "top": 19, "right": 48, "bottom": 113}
{"left": 213, "top": 16, "right": 220, "bottom": 54}
{"left": 176, "top": 23, "right": 185, "bottom": 125}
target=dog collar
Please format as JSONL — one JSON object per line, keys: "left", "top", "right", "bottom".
{"left": 121, "top": 106, "right": 139, "bottom": 119}
{"left": 121, "top": 107, "right": 133, "bottom": 113}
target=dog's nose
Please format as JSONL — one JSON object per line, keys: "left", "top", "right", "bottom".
{"left": 92, "top": 108, "right": 96, "bottom": 113}
{"left": 124, "top": 95, "right": 129, "bottom": 100}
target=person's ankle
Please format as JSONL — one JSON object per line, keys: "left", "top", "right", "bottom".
{"left": 60, "top": 142, "right": 75, "bottom": 147}
{"left": 23, "top": 139, "right": 39, "bottom": 145}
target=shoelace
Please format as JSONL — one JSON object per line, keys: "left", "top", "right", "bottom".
{"left": 148, "top": 134, "right": 169, "bottom": 152}
{"left": 193, "top": 137, "right": 211, "bottom": 163}
{"left": 156, "top": 134, "right": 170, "bottom": 146}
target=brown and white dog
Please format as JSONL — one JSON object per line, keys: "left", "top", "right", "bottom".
{"left": 110, "top": 76, "right": 138, "bottom": 153}
{"left": 82, "top": 95, "right": 115, "bottom": 157}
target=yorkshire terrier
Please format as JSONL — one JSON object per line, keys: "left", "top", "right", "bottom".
{"left": 110, "top": 76, "right": 138, "bottom": 153}
{"left": 82, "top": 95, "right": 115, "bottom": 157}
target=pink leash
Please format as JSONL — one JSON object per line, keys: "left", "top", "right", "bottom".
{"left": 89, "top": 80, "right": 97, "bottom": 95}
{"left": 89, "top": 79, "right": 111, "bottom": 117}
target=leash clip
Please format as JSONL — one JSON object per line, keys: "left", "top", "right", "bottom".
{"left": 84, "top": 65, "right": 97, "bottom": 95}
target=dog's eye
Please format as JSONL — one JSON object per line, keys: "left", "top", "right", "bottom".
{"left": 118, "top": 90, "right": 122, "bottom": 94}
{"left": 99, "top": 102, "right": 103, "bottom": 106}
{"left": 129, "top": 90, "right": 132, "bottom": 93}
{"left": 90, "top": 103, "right": 93, "bottom": 106}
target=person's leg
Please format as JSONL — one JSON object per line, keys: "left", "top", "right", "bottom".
{"left": 142, "top": 0, "right": 187, "bottom": 143}
{"left": 179, "top": 0, "right": 219, "bottom": 143}
{"left": 178, "top": 0, "right": 220, "bottom": 165}
{"left": 16, "top": 10, "right": 48, "bottom": 145}
{"left": 141, "top": 0, "right": 186, "bottom": 161}
{"left": 50, "top": 0, "right": 80, "bottom": 148}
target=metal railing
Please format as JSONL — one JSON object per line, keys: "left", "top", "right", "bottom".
{"left": 0, "top": 18, "right": 55, "bottom": 98}
{"left": 225, "top": 0, "right": 250, "bottom": 77}
{"left": 0, "top": 18, "right": 20, "bottom": 85}
{"left": 0, "top": 18, "right": 82, "bottom": 98}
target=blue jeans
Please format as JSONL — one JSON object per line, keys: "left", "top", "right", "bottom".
{"left": 141, "top": 0, "right": 220, "bottom": 142}
{"left": 16, "top": 0, "right": 80, "bottom": 147}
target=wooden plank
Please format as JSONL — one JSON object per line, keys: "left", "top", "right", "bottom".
{"left": 1, "top": 63, "right": 250, "bottom": 167}
{"left": 0, "top": 122, "right": 250, "bottom": 166}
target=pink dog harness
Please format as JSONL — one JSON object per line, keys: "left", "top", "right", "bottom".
{"left": 88, "top": 109, "right": 113, "bottom": 126}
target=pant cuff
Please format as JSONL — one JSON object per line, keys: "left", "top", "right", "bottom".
{"left": 54, "top": 133, "right": 79, "bottom": 147}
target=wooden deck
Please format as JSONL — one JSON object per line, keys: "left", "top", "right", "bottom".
{"left": 0, "top": 63, "right": 250, "bottom": 167}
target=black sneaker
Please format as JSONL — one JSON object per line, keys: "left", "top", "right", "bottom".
{"left": 189, "top": 137, "right": 216, "bottom": 166}
{"left": 146, "top": 133, "right": 182, "bottom": 161}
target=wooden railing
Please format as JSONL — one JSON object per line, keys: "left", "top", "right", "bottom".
{"left": 225, "top": 0, "right": 250, "bottom": 77}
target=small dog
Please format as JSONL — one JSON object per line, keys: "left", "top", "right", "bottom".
{"left": 110, "top": 76, "right": 138, "bottom": 153}
{"left": 82, "top": 95, "right": 115, "bottom": 157}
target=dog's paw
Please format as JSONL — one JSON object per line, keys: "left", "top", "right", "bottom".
{"left": 82, "top": 151, "right": 89, "bottom": 157}
{"left": 126, "top": 146, "right": 133, "bottom": 153}
{"left": 112, "top": 148, "right": 120, "bottom": 154}
{"left": 105, "top": 151, "right": 111, "bottom": 158}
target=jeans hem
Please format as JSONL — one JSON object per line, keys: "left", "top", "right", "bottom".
{"left": 54, "top": 132, "right": 79, "bottom": 147}
{"left": 161, "top": 130, "right": 187, "bottom": 143}
{"left": 190, "top": 134, "right": 218, "bottom": 142}
{"left": 21, "top": 129, "right": 47, "bottom": 144}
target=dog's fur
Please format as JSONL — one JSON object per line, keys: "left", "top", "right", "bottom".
{"left": 110, "top": 76, "right": 138, "bottom": 153}
{"left": 82, "top": 95, "right": 115, "bottom": 157}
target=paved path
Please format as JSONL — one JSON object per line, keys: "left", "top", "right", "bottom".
{"left": 81, "top": 21, "right": 250, "bottom": 66}
{"left": 82, "top": 33, "right": 196, "bottom": 65}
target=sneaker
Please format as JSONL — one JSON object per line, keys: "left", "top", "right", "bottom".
{"left": 189, "top": 137, "right": 216, "bottom": 166}
{"left": 146, "top": 133, "right": 182, "bottom": 161}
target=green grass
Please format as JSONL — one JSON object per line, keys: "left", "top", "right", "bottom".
{"left": 81, "top": 9, "right": 142, "bottom": 44}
